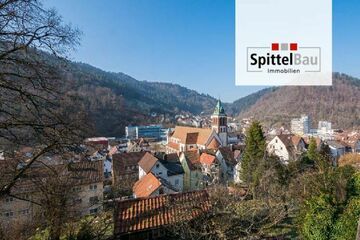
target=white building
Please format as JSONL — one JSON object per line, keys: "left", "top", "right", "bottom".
{"left": 267, "top": 135, "right": 306, "bottom": 163}
{"left": 317, "top": 121, "right": 333, "bottom": 139}
{"left": 138, "top": 152, "right": 184, "bottom": 192}
{"left": 291, "top": 115, "right": 310, "bottom": 136}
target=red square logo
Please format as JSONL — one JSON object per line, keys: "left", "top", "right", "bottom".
{"left": 272, "top": 43, "right": 279, "bottom": 51}
{"left": 290, "top": 43, "right": 298, "bottom": 51}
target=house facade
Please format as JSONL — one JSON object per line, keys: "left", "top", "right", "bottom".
{"left": 112, "top": 152, "right": 147, "bottom": 194}
{"left": 179, "top": 151, "right": 204, "bottom": 191}
{"left": 138, "top": 152, "right": 184, "bottom": 193}
{"left": 0, "top": 160, "right": 104, "bottom": 230}
{"left": 267, "top": 135, "right": 306, "bottom": 163}
{"left": 216, "top": 147, "right": 238, "bottom": 183}
{"left": 199, "top": 152, "right": 221, "bottom": 186}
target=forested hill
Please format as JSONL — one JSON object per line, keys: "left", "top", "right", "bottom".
{"left": 61, "top": 60, "right": 360, "bottom": 136}
{"left": 237, "top": 73, "right": 360, "bottom": 129}
{"left": 64, "top": 62, "right": 219, "bottom": 136}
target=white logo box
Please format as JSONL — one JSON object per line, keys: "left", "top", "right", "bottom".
{"left": 235, "top": 0, "right": 332, "bottom": 86}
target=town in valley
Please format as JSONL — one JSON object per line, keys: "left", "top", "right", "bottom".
{"left": 1, "top": 99, "right": 359, "bottom": 239}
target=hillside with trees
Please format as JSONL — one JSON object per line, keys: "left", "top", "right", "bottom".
{"left": 62, "top": 64, "right": 360, "bottom": 136}
{"left": 237, "top": 73, "right": 360, "bottom": 129}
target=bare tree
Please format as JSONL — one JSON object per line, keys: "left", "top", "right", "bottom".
{"left": 0, "top": 0, "right": 84, "bottom": 197}
{"left": 167, "top": 164, "right": 295, "bottom": 239}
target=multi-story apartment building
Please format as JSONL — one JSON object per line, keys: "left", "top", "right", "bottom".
{"left": 0, "top": 160, "right": 103, "bottom": 231}
{"left": 291, "top": 115, "right": 310, "bottom": 136}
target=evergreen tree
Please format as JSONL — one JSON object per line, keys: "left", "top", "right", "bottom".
{"left": 331, "top": 197, "right": 360, "bottom": 240}
{"left": 240, "top": 121, "right": 266, "bottom": 194}
{"left": 300, "top": 194, "right": 335, "bottom": 240}
{"left": 307, "top": 137, "right": 318, "bottom": 162}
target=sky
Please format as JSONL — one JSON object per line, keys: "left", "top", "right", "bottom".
{"left": 44, "top": 0, "right": 360, "bottom": 103}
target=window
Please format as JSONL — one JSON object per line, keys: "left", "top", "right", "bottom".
{"left": 89, "top": 184, "right": 97, "bottom": 190}
{"left": 89, "top": 196, "right": 99, "bottom": 204}
{"left": 73, "top": 186, "right": 82, "bottom": 192}
{"left": 275, "top": 139, "right": 278, "bottom": 143}
{"left": 175, "top": 179, "right": 179, "bottom": 185}
{"left": 89, "top": 208, "right": 98, "bottom": 214}
{"left": 5, "top": 211, "right": 14, "bottom": 217}
{"left": 19, "top": 209, "right": 29, "bottom": 215}
{"left": 156, "top": 164, "right": 160, "bottom": 168}
{"left": 280, "top": 147, "right": 283, "bottom": 150}
{"left": 5, "top": 197, "right": 13, "bottom": 203}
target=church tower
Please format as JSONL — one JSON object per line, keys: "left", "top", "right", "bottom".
{"left": 211, "top": 99, "right": 228, "bottom": 146}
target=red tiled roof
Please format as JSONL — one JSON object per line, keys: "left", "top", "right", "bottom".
{"left": 167, "top": 142, "right": 180, "bottom": 151}
{"left": 113, "top": 152, "right": 146, "bottom": 175}
{"left": 218, "top": 147, "right": 237, "bottom": 166}
{"left": 3, "top": 160, "right": 104, "bottom": 195}
{"left": 207, "top": 137, "right": 221, "bottom": 149}
{"left": 200, "top": 153, "right": 216, "bottom": 166}
{"left": 303, "top": 136, "right": 322, "bottom": 147}
{"left": 185, "top": 132, "right": 199, "bottom": 144}
{"left": 183, "top": 151, "right": 201, "bottom": 171}
{"left": 171, "top": 126, "right": 212, "bottom": 145}
{"left": 133, "top": 172, "right": 161, "bottom": 198}
{"left": 164, "top": 153, "right": 180, "bottom": 162}
{"left": 114, "top": 190, "right": 210, "bottom": 236}
{"left": 291, "top": 135, "right": 303, "bottom": 146}
{"left": 138, "top": 152, "right": 159, "bottom": 173}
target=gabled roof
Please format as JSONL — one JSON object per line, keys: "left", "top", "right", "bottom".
{"left": 207, "top": 137, "right": 221, "bottom": 149}
{"left": 275, "top": 134, "right": 306, "bottom": 153}
{"left": 164, "top": 153, "right": 180, "bottom": 162}
{"left": 4, "top": 160, "right": 104, "bottom": 195}
{"left": 291, "top": 135, "right": 304, "bottom": 146}
{"left": 114, "top": 190, "right": 210, "bottom": 236}
{"left": 138, "top": 152, "right": 159, "bottom": 173}
{"left": 155, "top": 152, "right": 180, "bottom": 163}
{"left": 171, "top": 126, "right": 213, "bottom": 145}
{"left": 200, "top": 153, "right": 217, "bottom": 166}
{"left": 303, "top": 136, "right": 322, "bottom": 148}
{"left": 67, "top": 160, "right": 104, "bottom": 185}
{"left": 186, "top": 132, "right": 199, "bottom": 144}
{"left": 133, "top": 172, "right": 161, "bottom": 198}
{"left": 218, "top": 147, "right": 237, "bottom": 166}
{"left": 112, "top": 152, "right": 146, "bottom": 174}
{"left": 183, "top": 151, "right": 201, "bottom": 171}
{"left": 277, "top": 134, "right": 294, "bottom": 148}
{"left": 327, "top": 140, "right": 346, "bottom": 149}
{"left": 167, "top": 141, "right": 180, "bottom": 151}
{"left": 161, "top": 160, "right": 184, "bottom": 176}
